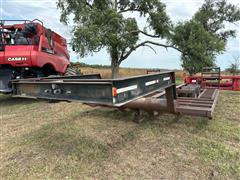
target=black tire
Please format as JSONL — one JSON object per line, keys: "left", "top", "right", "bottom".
{"left": 41, "top": 65, "right": 57, "bottom": 77}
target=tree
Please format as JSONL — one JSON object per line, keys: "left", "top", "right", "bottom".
{"left": 171, "top": 0, "right": 240, "bottom": 75}
{"left": 226, "top": 55, "right": 240, "bottom": 75}
{"left": 57, "top": 0, "right": 181, "bottom": 78}
{"left": 57, "top": 0, "right": 240, "bottom": 77}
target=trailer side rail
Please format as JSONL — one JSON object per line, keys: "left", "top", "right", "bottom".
{"left": 12, "top": 71, "right": 176, "bottom": 107}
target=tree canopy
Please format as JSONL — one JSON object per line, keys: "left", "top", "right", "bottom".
{"left": 57, "top": 0, "right": 240, "bottom": 77}
{"left": 226, "top": 55, "right": 240, "bottom": 75}
{"left": 172, "top": 0, "right": 240, "bottom": 75}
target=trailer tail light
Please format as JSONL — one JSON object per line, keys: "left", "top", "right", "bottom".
{"left": 112, "top": 87, "right": 117, "bottom": 97}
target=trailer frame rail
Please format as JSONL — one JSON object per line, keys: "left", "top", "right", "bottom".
{"left": 12, "top": 71, "right": 176, "bottom": 107}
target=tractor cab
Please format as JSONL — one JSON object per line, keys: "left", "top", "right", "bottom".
{"left": 0, "top": 20, "right": 41, "bottom": 50}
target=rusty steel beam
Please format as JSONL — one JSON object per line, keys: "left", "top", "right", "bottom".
{"left": 177, "top": 99, "right": 213, "bottom": 104}
{"left": 177, "top": 97, "right": 214, "bottom": 102}
{"left": 122, "top": 84, "right": 177, "bottom": 114}
{"left": 177, "top": 102, "right": 212, "bottom": 107}
{"left": 122, "top": 98, "right": 177, "bottom": 114}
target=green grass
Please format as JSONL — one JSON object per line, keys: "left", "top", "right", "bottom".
{"left": 0, "top": 90, "right": 240, "bottom": 179}
{"left": 190, "top": 138, "right": 240, "bottom": 176}
{"left": 175, "top": 77, "right": 184, "bottom": 85}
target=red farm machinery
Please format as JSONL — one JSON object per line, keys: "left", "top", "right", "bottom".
{"left": 184, "top": 67, "right": 240, "bottom": 91}
{"left": 0, "top": 19, "right": 73, "bottom": 93}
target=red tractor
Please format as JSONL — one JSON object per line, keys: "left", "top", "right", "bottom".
{"left": 0, "top": 19, "right": 73, "bottom": 93}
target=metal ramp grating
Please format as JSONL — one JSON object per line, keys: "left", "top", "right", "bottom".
{"left": 176, "top": 89, "right": 219, "bottom": 119}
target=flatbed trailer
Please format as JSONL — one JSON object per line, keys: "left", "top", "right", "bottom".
{"left": 12, "top": 71, "right": 176, "bottom": 107}
{"left": 8, "top": 71, "right": 220, "bottom": 120}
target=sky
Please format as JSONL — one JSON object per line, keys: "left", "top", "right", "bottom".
{"left": 1, "top": 0, "right": 239, "bottom": 70}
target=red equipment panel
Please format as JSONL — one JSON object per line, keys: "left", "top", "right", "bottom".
{"left": 185, "top": 75, "right": 240, "bottom": 91}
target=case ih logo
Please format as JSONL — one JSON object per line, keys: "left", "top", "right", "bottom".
{"left": 7, "top": 57, "right": 27, "bottom": 61}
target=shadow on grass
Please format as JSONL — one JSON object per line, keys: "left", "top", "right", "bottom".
{"left": 23, "top": 121, "right": 109, "bottom": 162}
{"left": 0, "top": 94, "right": 63, "bottom": 108}
{"left": 17, "top": 108, "right": 140, "bottom": 163}
{"left": 81, "top": 108, "right": 134, "bottom": 121}
{"left": 78, "top": 107, "right": 210, "bottom": 132}
{"left": 0, "top": 95, "right": 38, "bottom": 107}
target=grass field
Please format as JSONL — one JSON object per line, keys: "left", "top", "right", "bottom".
{"left": 79, "top": 67, "right": 185, "bottom": 82}
{"left": 0, "top": 90, "right": 239, "bottom": 179}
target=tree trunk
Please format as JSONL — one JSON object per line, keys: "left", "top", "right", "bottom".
{"left": 110, "top": 46, "right": 120, "bottom": 79}
{"left": 189, "top": 69, "right": 194, "bottom": 76}
{"left": 111, "top": 59, "right": 119, "bottom": 79}
{"left": 114, "top": 0, "right": 118, "bottom": 9}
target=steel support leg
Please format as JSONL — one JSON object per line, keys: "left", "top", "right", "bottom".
{"left": 165, "top": 86, "right": 175, "bottom": 113}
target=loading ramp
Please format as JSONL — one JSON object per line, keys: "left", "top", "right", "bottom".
{"left": 176, "top": 88, "right": 219, "bottom": 118}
